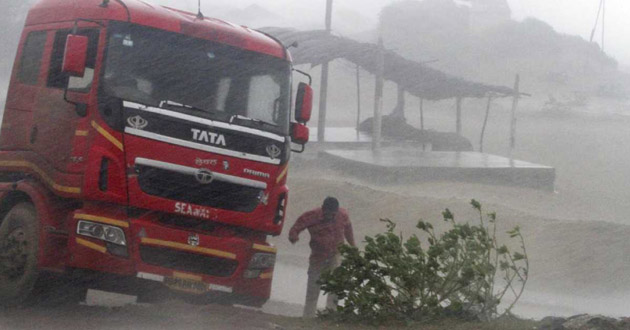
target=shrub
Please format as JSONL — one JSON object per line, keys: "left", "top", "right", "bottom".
{"left": 319, "top": 200, "right": 528, "bottom": 323}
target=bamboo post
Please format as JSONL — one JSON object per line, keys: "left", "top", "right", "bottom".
{"left": 455, "top": 97, "right": 462, "bottom": 135}
{"left": 419, "top": 98, "right": 424, "bottom": 130}
{"left": 601, "top": 0, "right": 605, "bottom": 52}
{"left": 479, "top": 95, "right": 493, "bottom": 153}
{"left": 395, "top": 84, "right": 405, "bottom": 118}
{"left": 317, "top": 0, "right": 334, "bottom": 142}
{"left": 355, "top": 64, "right": 361, "bottom": 138}
{"left": 509, "top": 74, "right": 521, "bottom": 159}
{"left": 325, "top": 0, "right": 333, "bottom": 31}
{"left": 318, "top": 64, "right": 329, "bottom": 142}
{"left": 372, "top": 37, "right": 384, "bottom": 151}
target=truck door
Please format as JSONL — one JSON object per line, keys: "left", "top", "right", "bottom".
{"left": 1, "top": 30, "right": 47, "bottom": 150}
{"left": 31, "top": 28, "right": 100, "bottom": 174}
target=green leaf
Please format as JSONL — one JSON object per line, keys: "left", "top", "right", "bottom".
{"left": 416, "top": 220, "right": 427, "bottom": 231}
{"left": 442, "top": 208, "right": 454, "bottom": 221}
{"left": 513, "top": 252, "right": 526, "bottom": 261}
{"left": 470, "top": 199, "right": 481, "bottom": 210}
{"left": 488, "top": 212, "right": 497, "bottom": 221}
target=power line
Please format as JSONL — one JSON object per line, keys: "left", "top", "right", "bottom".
{"left": 590, "top": 0, "right": 605, "bottom": 52}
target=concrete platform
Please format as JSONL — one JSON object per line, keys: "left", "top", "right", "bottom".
{"left": 310, "top": 127, "right": 372, "bottom": 143}
{"left": 319, "top": 148, "right": 556, "bottom": 190}
{"left": 309, "top": 127, "right": 430, "bottom": 149}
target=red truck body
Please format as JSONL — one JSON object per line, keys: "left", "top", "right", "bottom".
{"left": 0, "top": 0, "right": 311, "bottom": 305}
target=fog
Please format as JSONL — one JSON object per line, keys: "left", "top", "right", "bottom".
{"left": 158, "top": 0, "right": 630, "bottom": 66}
{"left": 1, "top": 0, "right": 630, "bottom": 328}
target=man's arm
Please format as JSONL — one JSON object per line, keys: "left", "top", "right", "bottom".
{"left": 343, "top": 213, "right": 356, "bottom": 247}
{"left": 288, "top": 211, "right": 314, "bottom": 244}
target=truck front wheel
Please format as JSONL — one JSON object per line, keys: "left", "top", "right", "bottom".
{"left": 0, "top": 203, "right": 40, "bottom": 306}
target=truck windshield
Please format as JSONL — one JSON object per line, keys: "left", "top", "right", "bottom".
{"left": 103, "top": 21, "right": 291, "bottom": 135}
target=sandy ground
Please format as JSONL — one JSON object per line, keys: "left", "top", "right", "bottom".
{"left": 2, "top": 93, "right": 630, "bottom": 326}
{"left": 273, "top": 175, "right": 630, "bottom": 318}
{"left": 268, "top": 101, "right": 630, "bottom": 320}
{"left": 0, "top": 300, "right": 309, "bottom": 330}
{"left": 0, "top": 301, "right": 537, "bottom": 330}
{"left": 3, "top": 163, "right": 627, "bottom": 328}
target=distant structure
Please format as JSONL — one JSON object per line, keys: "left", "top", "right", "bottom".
{"left": 465, "top": 0, "right": 512, "bottom": 32}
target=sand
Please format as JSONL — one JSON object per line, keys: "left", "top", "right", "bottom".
{"left": 271, "top": 101, "right": 630, "bottom": 318}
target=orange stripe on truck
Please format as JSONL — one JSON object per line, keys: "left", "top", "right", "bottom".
{"left": 76, "top": 237, "right": 107, "bottom": 254}
{"left": 0, "top": 161, "right": 81, "bottom": 194}
{"left": 91, "top": 121, "right": 123, "bottom": 151}
{"left": 140, "top": 237, "right": 236, "bottom": 260}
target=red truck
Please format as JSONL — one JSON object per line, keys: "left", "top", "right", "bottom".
{"left": 0, "top": 0, "right": 312, "bottom": 306}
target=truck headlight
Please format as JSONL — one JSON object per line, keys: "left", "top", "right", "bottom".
{"left": 248, "top": 253, "right": 276, "bottom": 269}
{"left": 77, "top": 220, "right": 127, "bottom": 246}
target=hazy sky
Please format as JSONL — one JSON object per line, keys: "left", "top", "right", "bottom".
{"left": 179, "top": 0, "right": 630, "bottom": 65}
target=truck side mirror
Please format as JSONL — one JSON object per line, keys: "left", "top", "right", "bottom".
{"left": 62, "top": 34, "right": 88, "bottom": 77}
{"left": 294, "top": 82, "right": 313, "bottom": 123}
{"left": 291, "top": 122, "right": 309, "bottom": 145}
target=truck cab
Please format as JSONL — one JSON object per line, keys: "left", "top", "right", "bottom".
{"left": 0, "top": 0, "right": 312, "bottom": 306}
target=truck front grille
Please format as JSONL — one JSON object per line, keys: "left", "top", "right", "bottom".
{"left": 136, "top": 165, "right": 261, "bottom": 213}
{"left": 139, "top": 245, "right": 238, "bottom": 278}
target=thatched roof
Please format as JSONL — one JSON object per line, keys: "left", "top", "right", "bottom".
{"left": 261, "top": 28, "right": 513, "bottom": 100}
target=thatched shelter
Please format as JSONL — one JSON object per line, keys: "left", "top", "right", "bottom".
{"left": 262, "top": 27, "right": 513, "bottom": 100}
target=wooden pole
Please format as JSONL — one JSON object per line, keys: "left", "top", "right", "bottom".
{"left": 601, "top": 0, "right": 605, "bottom": 52}
{"left": 395, "top": 84, "right": 405, "bottom": 118}
{"left": 325, "top": 0, "right": 333, "bottom": 32}
{"left": 455, "top": 97, "right": 462, "bottom": 135}
{"left": 479, "top": 95, "right": 492, "bottom": 153}
{"left": 356, "top": 64, "right": 361, "bottom": 136}
{"left": 317, "top": 0, "right": 334, "bottom": 142}
{"left": 420, "top": 98, "right": 426, "bottom": 151}
{"left": 372, "top": 37, "right": 384, "bottom": 151}
{"left": 318, "top": 63, "right": 329, "bottom": 142}
{"left": 509, "top": 74, "right": 521, "bottom": 158}
{"left": 590, "top": 0, "right": 604, "bottom": 43}
{"left": 419, "top": 98, "right": 424, "bottom": 130}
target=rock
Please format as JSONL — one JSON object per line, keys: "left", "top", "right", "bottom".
{"left": 563, "top": 314, "right": 620, "bottom": 330}
{"left": 539, "top": 316, "right": 567, "bottom": 330}
{"left": 359, "top": 115, "right": 474, "bottom": 151}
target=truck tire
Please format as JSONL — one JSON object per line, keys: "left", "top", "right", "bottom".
{"left": 0, "top": 203, "right": 40, "bottom": 307}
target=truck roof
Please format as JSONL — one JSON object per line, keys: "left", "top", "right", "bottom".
{"left": 25, "top": 0, "right": 288, "bottom": 60}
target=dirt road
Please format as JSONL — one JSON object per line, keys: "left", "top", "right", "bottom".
{"left": 0, "top": 301, "right": 306, "bottom": 330}
{"left": 2, "top": 109, "right": 630, "bottom": 327}
{"left": 1, "top": 164, "right": 628, "bottom": 328}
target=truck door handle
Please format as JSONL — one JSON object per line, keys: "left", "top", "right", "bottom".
{"left": 30, "top": 126, "right": 38, "bottom": 144}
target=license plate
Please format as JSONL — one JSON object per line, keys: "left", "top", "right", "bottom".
{"left": 164, "top": 277, "right": 209, "bottom": 294}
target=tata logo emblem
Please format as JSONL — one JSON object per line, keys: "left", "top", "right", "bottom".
{"left": 258, "top": 191, "right": 269, "bottom": 205}
{"left": 266, "top": 144, "right": 282, "bottom": 159}
{"left": 191, "top": 128, "right": 226, "bottom": 147}
{"left": 187, "top": 233, "right": 200, "bottom": 247}
{"left": 194, "top": 168, "right": 214, "bottom": 185}
{"left": 127, "top": 115, "right": 148, "bottom": 130}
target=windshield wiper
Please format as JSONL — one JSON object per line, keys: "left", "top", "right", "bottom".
{"left": 158, "top": 100, "right": 232, "bottom": 122}
{"left": 159, "top": 100, "right": 208, "bottom": 113}
{"left": 229, "top": 115, "right": 278, "bottom": 129}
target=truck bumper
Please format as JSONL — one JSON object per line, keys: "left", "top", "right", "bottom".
{"left": 67, "top": 210, "right": 275, "bottom": 302}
